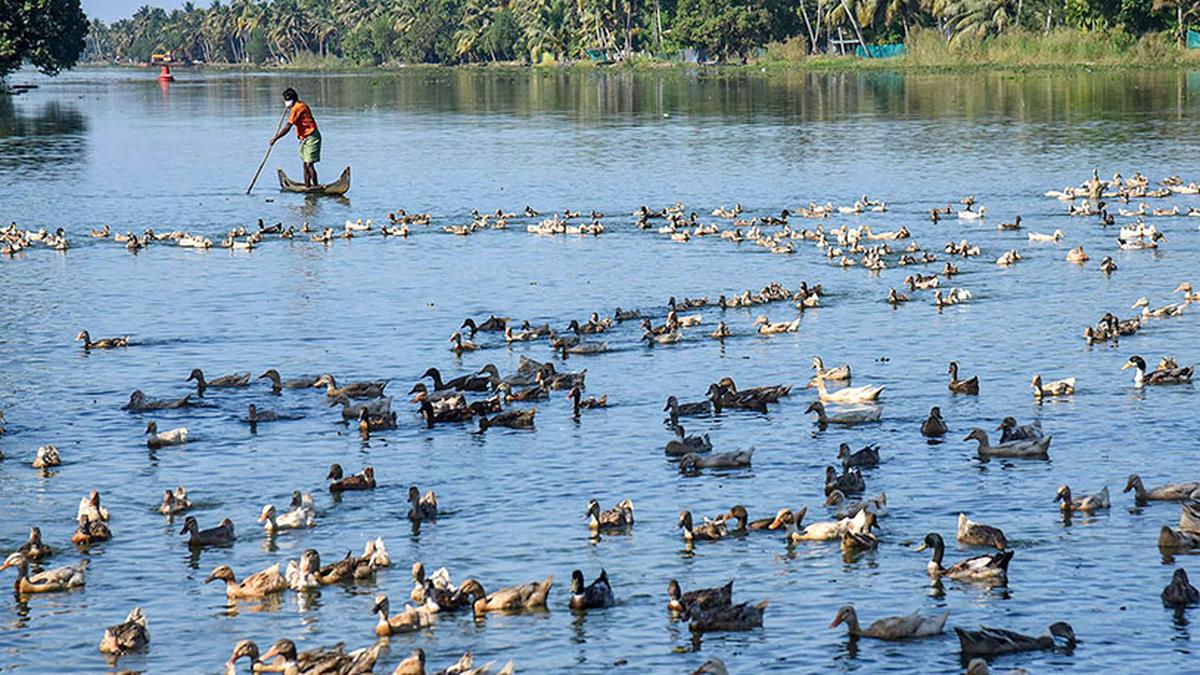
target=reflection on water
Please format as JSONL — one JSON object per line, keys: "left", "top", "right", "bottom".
{"left": 0, "top": 98, "right": 87, "bottom": 173}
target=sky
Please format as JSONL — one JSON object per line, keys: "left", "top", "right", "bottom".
{"left": 83, "top": 0, "right": 185, "bottom": 23}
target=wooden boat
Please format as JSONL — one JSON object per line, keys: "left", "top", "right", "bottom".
{"left": 277, "top": 166, "right": 350, "bottom": 196}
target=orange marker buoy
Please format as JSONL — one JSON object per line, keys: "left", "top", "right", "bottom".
{"left": 157, "top": 65, "right": 174, "bottom": 82}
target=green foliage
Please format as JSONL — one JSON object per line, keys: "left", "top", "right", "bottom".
{"left": 76, "top": 0, "right": 1200, "bottom": 68}
{"left": 1, "top": 0, "right": 89, "bottom": 80}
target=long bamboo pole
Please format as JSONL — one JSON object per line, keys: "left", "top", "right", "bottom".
{"left": 246, "top": 107, "right": 289, "bottom": 195}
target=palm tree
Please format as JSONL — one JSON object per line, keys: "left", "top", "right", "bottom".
{"left": 932, "top": 0, "right": 1017, "bottom": 41}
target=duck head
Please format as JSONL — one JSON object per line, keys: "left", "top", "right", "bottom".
{"left": 204, "top": 564, "right": 236, "bottom": 584}
{"left": 327, "top": 463, "right": 344, "bottom": 481}
{"left": 261, "top": 639, "right": 297, "bottom": 666}
{"left": 227, "top": 640, "right": 261, "bottom": 669}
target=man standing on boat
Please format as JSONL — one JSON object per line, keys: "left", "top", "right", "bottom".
{"left": 270, "top": 87, "right": 320, "bottom": 188}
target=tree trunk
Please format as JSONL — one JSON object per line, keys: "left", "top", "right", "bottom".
{"left": 799, "top": 0, "right": 818, "bottom": 53}
{"left": 840, "top": 0, "right": 870, "bottom": 56}
{"left": 654, "top": 0, "right": 662, "bottom": 49}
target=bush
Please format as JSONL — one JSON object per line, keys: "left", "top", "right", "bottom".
{"left": 764, "top": 36, "right": 808, "bottom": 63}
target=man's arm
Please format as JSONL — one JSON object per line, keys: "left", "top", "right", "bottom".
{"left": 270, "top": 122, "right": 293, "bottom": 145}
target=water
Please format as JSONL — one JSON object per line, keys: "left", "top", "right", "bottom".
{"left": 1, "top": 66, "right": 1199, "bottom": 673}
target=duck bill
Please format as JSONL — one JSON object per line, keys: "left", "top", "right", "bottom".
{"left": 260, "top": 644, "right": 281, "bottom": 662}
{"left": 203, "top": 574, "right": 217, "bottom": 584}
{"left": 1120, "top": 362, "right": 1134, "bottom": 370}
{"left": 914, "top": 542, "right": 928, "bottom": 552}
{"left": 829, "top": 616, "right": 844, "bottom": 628}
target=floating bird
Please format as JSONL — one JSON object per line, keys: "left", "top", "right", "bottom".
{"left": 829, "top": 605, "right": 948, "bottom": 640}
{"left": 917, "top": 533, "right": 1012, "bottom": 584}
{"left": 98, "top": 607, "right": 149, "bottom": 655}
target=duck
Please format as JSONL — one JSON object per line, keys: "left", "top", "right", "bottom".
{"left": 76, "top": 490, "right": 110, "bottom": 524}
{"left": 461, "top": 315, "right": 509, "bottom": 336}
{"left": 422, "top": 365, "right": 500, "bottom": 392}
{"left": 567, "top": 385, "right": 607, "bottom": 416}
{"left": 1124, "top": 474, "right": 1200, "bottom": 503}
{"left": 205, "top": 563, "right": 287, "bottom": 599}
{"left": 123, "top": 389, "right": 192, "bottom": 411}
{"left": 710, "top": 321, "right": 732, "bottom": 339}
{"left": 1031, "top": 373, "right": 1075, "bottom": 398}
{"left": 786, "top": 507, "right": 865, "bottom": 542}
{"left": 326, "top": 464, "right": 375, "bottom": 492}
{"left": 145, "top": 421, "right": 188, "bottom": 448}
{"left": 587, "top": 498, "right": 634, "bottom": 533}
{"left": 0, "top": 552, "right": 87, "bottom": 593}
{"left": 314, "top": 373, "right": 388, "bottom": 399}
{"left": 829, "top": 605, "right": 948, "bottom": 640}
{"left": 258, "top": 502, "right": 316, "bottom": 532}
{"left": 826, "top": 490, "right": 887, "bottom": 518}
{"left": 570, "top": 569, "right": 615, "bottom": 610}
{"left": 838, "top": 442, "right": 880, "bottom": 468}
{"left": 458, "top": 576, "right": 553, "bottom": 614}
{"left": 956, "top": 622, "right": 1076, "bottom": 656}
{"left": 410, "top": 562, "right": 455, "bottom": 603}
{"left": 667, "top": 579, "right": 733, "bottom": 615}
{"left": 664, "top": 424, "right": 712, "bottom": 456}
{"left": 996, "top": 417, "right": 1042, "bottom": 443}
{"left": 717, "top": 377, "right": 791, "bottom": 402}
{"left": 98, "top": 607, "right": 149, "bottom": 655}
{"left": 810, "top": 356, "right": 852, "bottom": 384}
{"left": 825, "top": 465, "right": 866, "bottom": 495}
{"left": 643, "top": 329, "right": 683, "bottom": 345}
{"left": 1163, "top": 568, "right": 1200, "bottom": 609}
{"left": 663, "top": 395, "right": 711, "bottom": 422}
{"left": 840, "top": 510, "right": 881, "bottom": 553}
{"left": 723, "top": 505, "right": 794, "bottom": 532}
{"left": 555, "top": 338, "right": 609, "bottom": 357}
{"left": 679, "top": 449, "right": 753, "bottom": 472}
{"left": 964, "top": 428, "right": 1050, "bottom": 458}
{"left": 613, "top": 307, "right": 642, "bottom": 322}
{"left": 887, "top": 288, "right": 910, "bottom": 306}
{"left": 72, "top": 514, "right": 112, "bottom": 545}
{"left": 418, "top": 398, "right": 476, "bottom": 427}
{"left": 331, "top": 395, "right": 394, "bottom": 422}
{"left": 997, "top": 215, "right": 1022, "bottom": 230}
{"left": 75, "top": 330, "right": 128, "bottom": 350}
{"left": 1175, "top": 282, "right": 1200, "bottom": 302}
{"left": 1100, "top": 255, "right": 1118, "bottom": 274}
{"left": 357, "top": 407, "right": 398, "bottom": 435}
{"left": 408, "top": 486, "right": 439, "bottom": 522}
{"left": 921, "top": 406, "right": 949, "bottom": 437}
{"left": 257, "top": 369, "right": 320, "bottom": 393}
{"left": 917, "top": 532, "right": 1012, "bottom": 583}
{"left": 806, "top": 401, "right": 882, "bottom": 427}
{"left": 478, "top": 408, "right": 537, "bottom": 430}
{"left": 958, "top": 513, "right": 1007, "bottom": 549}
{"left": 187, "top": 368, "right": 250, "bottom": 396}
{"left": 688, "top": 598, "right": 768, "bottom": 633}
{"left": 678, "top": 510, "right": 728, "bottom": 542}
{"left": 1055, "top": 484, "right": 1110, "bottom": 514}
{"left": 1122, "top": 355, "right": 1193, "bottom": 386}
{"left": 32, "top": 444, "right": 60, "bottom": 469}
{"left": 1133, "top": 297, "right": 1187, "bottom": 319}
{"left": 934, "top": 288, "right": 972, "bottom": 307}
{"left": 179, "top": 516, "right": 235, "bottom": 547}
{"left": 260, "top": 638, "right": 381, "bottom": 675}
{"left": 753, "top": 315, "right": 800, "bottom": 334}
{"left": 947, "top": 361, "right": 979, "bottom": 394}
{"left": 159, "top": 486, "right": 192, "bottom": 515}
{"left": 1066, "top": 245, "right": 1089, "bottom": 263}
{"left": 811, "top": 374, "right": 884, "bottom": 404}
{"left": 17, "top": 527, "right": 53, "bottom": 560}
{"left": 372, "top": 594, "right": 437, "bottom": 636}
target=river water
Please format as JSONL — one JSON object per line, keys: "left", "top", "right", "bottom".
{"left": 1, "top": 66, "right": 1199, "bottom": 673}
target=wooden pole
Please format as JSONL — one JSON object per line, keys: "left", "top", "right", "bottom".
{"left": 246, "top": 107, "right": 289, "bottom": 195}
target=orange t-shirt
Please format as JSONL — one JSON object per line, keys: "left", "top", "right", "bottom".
{"left": 288, "top": 101, "right": 318, "bottom": 139}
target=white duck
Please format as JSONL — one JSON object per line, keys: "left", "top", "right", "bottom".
{"left": 1027, "top": 229, "right": 1063, "bottom": 242}
{"left": 806, "top": 401, "right": 882, "bottom": 426}
{"left": 753, "top": 315, "right": 799, "bottom": 334}
{"left": 145, "top": 421, "right": 188, "bottom": 448}
{"left": 811, "top": 373, "right": 883, "bottom": 404}
{"left": 258, "top": 502, "right": 316, "bottom": 532}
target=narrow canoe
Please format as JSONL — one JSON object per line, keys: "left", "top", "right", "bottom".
{"left": 277, "top": 166, "right": 351, "bottom": 196}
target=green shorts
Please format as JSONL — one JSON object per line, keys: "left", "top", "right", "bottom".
{"left": 299, "top": 131, "right": 321, "bottom": 164}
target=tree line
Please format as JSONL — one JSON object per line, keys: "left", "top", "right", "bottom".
{"left": 84, "top": 0, "right": 1191, "bottom": 68}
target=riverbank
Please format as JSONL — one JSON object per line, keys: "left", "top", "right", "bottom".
{"left": 81, "top": 29, "right": 1200, "bottom": 77}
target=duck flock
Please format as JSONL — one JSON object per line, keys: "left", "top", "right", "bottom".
{"left": 2, "top": 167, "right": 1200, "bottom": 674}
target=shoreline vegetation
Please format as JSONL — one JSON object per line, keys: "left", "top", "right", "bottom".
{"left": 80, "top": 0, "right": 1200, "bottom": 80}
{"left": 83, "top": 29, "right": 1200, "bottom": 75}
